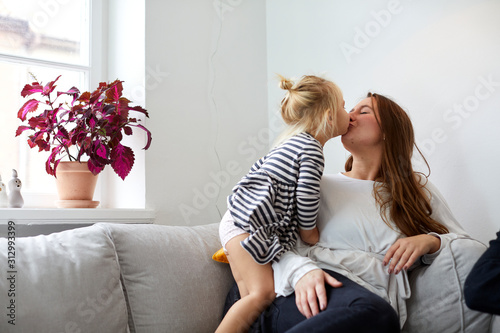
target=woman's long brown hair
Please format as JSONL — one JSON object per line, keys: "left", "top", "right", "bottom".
{"left": 345, "top": 93, "right": 449, "bottom": 236}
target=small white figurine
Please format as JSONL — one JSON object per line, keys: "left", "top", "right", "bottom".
{"left": 0, "top": 174, "right": 8, "bottom": 208}
{"left": 8, "top": 169, "right": 24, "bottom": 208}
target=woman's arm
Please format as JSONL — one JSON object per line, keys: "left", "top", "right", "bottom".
{"left": 294, "top": 269, "right": 343, "bottom": 318}
{"left": 272, "top": 239, "right": 343, "bottom": 318}
{"left": 383, "top": 234, "right": 441, "bottom": 274}
{"left": 383, "top": 180, "right": 470, "bottom": 273}
{"left": 421, "top": 180, "right": 470, "bottom": 263}
{"left": 272, "top": 240, "right": 320, "bottom": 297}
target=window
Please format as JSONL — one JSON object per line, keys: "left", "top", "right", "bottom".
{"left": 0, "top": 0, "right": 96, "bottom": 207}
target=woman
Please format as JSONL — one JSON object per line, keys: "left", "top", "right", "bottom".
{"left": 224, "top": 93, "right": 469, "bottom": 332}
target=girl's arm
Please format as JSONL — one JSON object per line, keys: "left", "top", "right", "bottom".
{"left": 299, "top": 226, "right": 319, "bottom": 245}
{"left": 295, "top": 141, "right": 324, "bottom": 231}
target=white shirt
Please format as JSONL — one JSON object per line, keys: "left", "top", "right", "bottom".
{"left": 272, "top": 173, "right": 469, "bottom": 327}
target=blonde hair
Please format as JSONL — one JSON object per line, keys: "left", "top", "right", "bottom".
{"left": 274, "top": 74, "right": 343, "bottom": 146}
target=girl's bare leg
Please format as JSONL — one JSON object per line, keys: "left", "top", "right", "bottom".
{"left": 215, "top": 234, "right": 276, "bottom": 333}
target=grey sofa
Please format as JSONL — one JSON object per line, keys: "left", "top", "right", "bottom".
{"left": 0, "top": 222, "right": 498, "bottom": 333}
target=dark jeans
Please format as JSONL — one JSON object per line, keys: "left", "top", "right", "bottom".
{"left": 223, "top": 270, "right": 400, "bottom": 333}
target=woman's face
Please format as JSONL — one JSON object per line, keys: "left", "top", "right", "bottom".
{"left": 341, "top": 97, "right": 384, "bottom": 152}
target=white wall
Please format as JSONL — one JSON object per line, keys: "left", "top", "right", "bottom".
{"left": 266, "top": 0, "right": 500, "bottom": 244}
{"left": 145, "top": 0, "right": 269, "bottom": 226}
{"left": 100, "top": 0, "right": 147, "bottom": 209}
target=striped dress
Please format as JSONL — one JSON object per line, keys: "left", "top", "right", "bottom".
{"left": 227, "top": 132, "right": 324, "bottom": 264}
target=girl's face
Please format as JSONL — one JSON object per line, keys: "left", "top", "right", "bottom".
{"left": 341, "top": 97, "right": 384, "bottom": 151}
{"left": 332, "top": 100, "right": 350, "bottom": 137}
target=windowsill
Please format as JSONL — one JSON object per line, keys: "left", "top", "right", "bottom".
{"left": 0, "top": 208, "right": 155, "bottom": 225}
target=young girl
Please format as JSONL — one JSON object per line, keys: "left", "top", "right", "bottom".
{"left": 215, "top": 75, "right": 349, "bottom": 333}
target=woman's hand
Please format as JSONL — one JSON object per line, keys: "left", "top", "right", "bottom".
{"left": 383, "top": 234, "right": 441, "bottom": 274}
{"left": 294, "top": 269, "right": 343, "bottom": 319}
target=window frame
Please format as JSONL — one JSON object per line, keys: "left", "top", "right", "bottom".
{"left": 0, "top": 0, "right": 107, "bottom": 208}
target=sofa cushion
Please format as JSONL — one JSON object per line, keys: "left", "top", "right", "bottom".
{"left": 0, "top": 224, "right": 128, "bottom": 333}
{"left": 403, "top": 237, "right": 493, "bottom": 332}
{"left": 99, "top": 223, "right": 233, "bottom": 333}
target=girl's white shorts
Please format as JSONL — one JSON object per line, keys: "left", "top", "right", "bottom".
{"left": 219, "top": 210, "right": 247, "bottom": 251}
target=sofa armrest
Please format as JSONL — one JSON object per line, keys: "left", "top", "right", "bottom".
{"left": 98, "top": 222, "right": 233, "bottom": 333}
{"left": 403, "top": 237, "right": 494, "bottom": 333}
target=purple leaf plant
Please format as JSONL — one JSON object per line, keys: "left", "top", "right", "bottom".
{"left": 16, "top": 75, "right": 152, "bottom": 180}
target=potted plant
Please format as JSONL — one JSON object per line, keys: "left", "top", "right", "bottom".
{"left": 16, "top": 75, "right": 152, "bottom": 208}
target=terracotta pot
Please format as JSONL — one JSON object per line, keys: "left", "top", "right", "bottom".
{"left": 55, "top": 161, "right": 100, "bottom": 208}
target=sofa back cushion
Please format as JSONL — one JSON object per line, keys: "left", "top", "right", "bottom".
{"left": 0, "top": 224, "right": 128, "bottom": 333}
{"left": 99, "top": 223, "right": 233, "bottom": 333}
{"left": 404, "top": 237, "right": 494, "bottom": 332}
